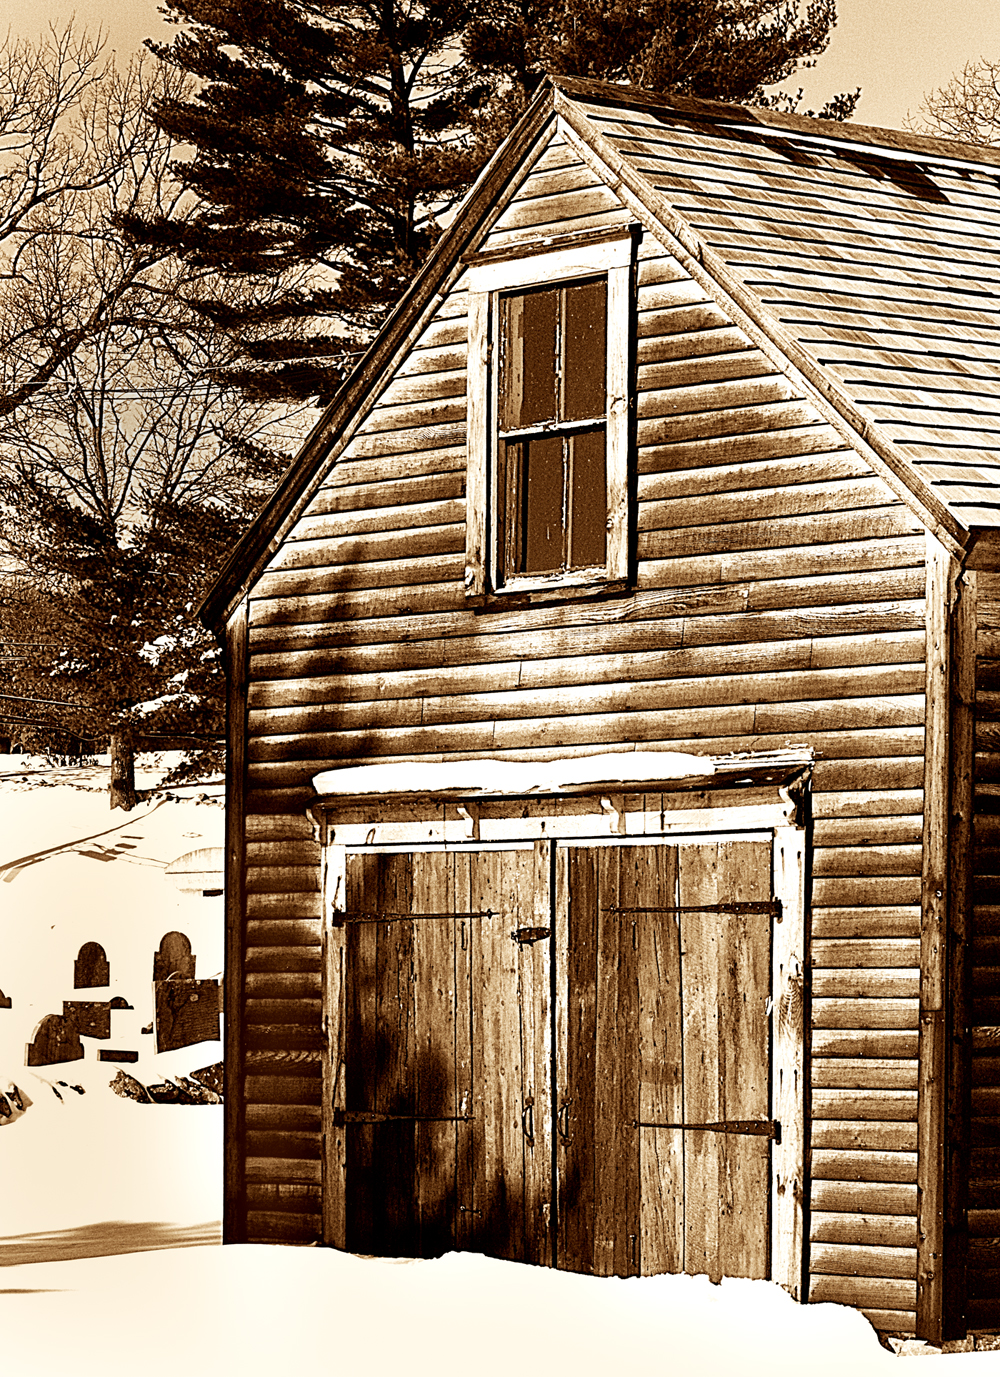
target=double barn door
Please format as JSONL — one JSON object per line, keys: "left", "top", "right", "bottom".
{"left": 332, "top": 837, "right": 776, "bottom": 1280}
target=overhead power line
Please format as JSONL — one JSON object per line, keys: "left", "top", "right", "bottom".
{"left": 0, "top": 714, "right": 98, "bottom": 738}
{"left": 0, "top": 692, "right": 90, "bottom": 710}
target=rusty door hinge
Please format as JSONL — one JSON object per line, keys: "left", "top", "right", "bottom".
{"left": 637, "top": 1118, "right": 780, "bottom": 1141}
{"left": 332, "top": 908, "right": 496, "bottom": 926}
{"left": 335, "top": 1109, "right": 474, "bottom": 1126}
{"left": 605, "top": 901, "right": 781, "bottom": 919}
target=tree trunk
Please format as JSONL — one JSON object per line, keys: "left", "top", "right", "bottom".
{"left": 109, "top": 730, "right": 137, "bottom": 811}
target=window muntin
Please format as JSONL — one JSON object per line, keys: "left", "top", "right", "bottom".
{"left": 497, "top": 278, "right": 608, "bottom": 579}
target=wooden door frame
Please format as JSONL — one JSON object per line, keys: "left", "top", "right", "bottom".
{"left": 314, "top": 790, "right": 807, "bottom": 1297}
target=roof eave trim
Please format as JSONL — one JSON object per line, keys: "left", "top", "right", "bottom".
{"left": 198, "top": 80, "right": 561, "bottom": 634}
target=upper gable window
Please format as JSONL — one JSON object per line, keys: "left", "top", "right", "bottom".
{"left": 465, "top": 234, "right": 633, "bottom": 599}
{"left": 497, "top": 278, "right": 608, "bottom": 577}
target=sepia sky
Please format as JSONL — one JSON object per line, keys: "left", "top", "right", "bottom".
{"left": 6, "top": 0, "right": 1000, "bottom": 132}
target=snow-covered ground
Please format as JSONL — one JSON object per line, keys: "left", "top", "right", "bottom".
{"left": 0, "top": 752, "right": 224, "bottom": 1248}
{"left": 3, "top": 1244, "right": 907, "bottom": 1377}
{"left": 0, "top": 752, "right": 224, "bottom": 1093}
{"left": 0, "top": 757, "right": 994, "bottom": 1374}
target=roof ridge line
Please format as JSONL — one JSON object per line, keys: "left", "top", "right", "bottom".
{"left": 549, "top": 73, "right": 1000, "bottom": 175}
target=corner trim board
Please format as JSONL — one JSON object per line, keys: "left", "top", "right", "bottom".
{"left": 917, "top": 533, "right": 949, "bottom": 1340}
{"left": 223, "top": 598, "right": 249, "bottom": 1243}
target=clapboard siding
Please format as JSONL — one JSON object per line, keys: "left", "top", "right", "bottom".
{"left": 234, "top": 122, "right": 929, "bottom": 1320}
{"left": 481, "top": 132, "right": 631, "bottom": 249}
{"left": 284, "top": 495, "right": 466, "bottom": 543}
{"left": 247, "top": 638, "right": 925, "bottom": 714}
{"left": 239, "top": 807, "right": 324, "bottom": 1242}
{"left": 246, "top": 668, "right": 925, "bottom": 742}
{"left": 248, "top": 556, "right": 926, "bottom": 640}
{"left": 248, "top": 624, "right": 924, "bottom": 695}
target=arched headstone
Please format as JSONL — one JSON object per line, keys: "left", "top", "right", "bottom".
{"left": 26, "top": 1014, "right": 84, "bottom": 1066}
{"left": 153, "top": 932, "right": 195, "bottom": 982}
{"left": 74, "top": 942, "right": 109, "bottom": 989}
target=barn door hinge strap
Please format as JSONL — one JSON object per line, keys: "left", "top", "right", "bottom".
{"left": 334, "top": 1109, "right": 475, "bottom": 1125}
{"left": 511, "top": 926, "right": 551, "bottom": 944}
{"left": 638, "top": 1118, "right": 780, "bottom": 1141}
{"left": 331, "top": 909, "right": 496, "bottom": 926}
{"left": 605, "top": 900, "right": 782, "bottom": 919}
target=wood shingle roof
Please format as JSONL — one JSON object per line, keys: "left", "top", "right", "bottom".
{"left": 564, "top": 82, "right": 1000, "bottom": 527}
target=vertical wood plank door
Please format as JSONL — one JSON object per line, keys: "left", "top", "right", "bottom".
{"left": 342, "top": 848, "right": 552, "bottom": 1265}
{"left": 554, "top": 840, "right": 774, "bottom": 1281}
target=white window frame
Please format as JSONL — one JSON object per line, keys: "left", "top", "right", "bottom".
{"left": 465, "top": 236, "right": 632, "bottom": 599}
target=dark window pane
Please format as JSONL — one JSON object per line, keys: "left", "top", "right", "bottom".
{"left": 568, "top": 429, "right": 607, "bottom": 568}
{"left": 522, "top": 434, "right": 565, "bottom": 573}
{"left": 498, "top": 438, "right": 520, "bottom": 581}
{"left": 562, "top": 279, "right": 607, "bottom": 422}
{"left": 500, "top": 288, "right": 558, "bottom": 430}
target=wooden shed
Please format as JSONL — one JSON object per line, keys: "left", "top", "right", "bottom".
{"left": 201, "top": 75, "right": 1000, "bottom": 1345}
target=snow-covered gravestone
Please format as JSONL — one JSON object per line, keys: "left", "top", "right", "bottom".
{"left": 151, "top": 931, "right": 220, "bottom": 1053}
{"left": 153, "top": 981, "right": 220, "bottom": 1054}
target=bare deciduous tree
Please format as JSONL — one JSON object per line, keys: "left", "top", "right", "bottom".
{"left": 910, "top": 59, "right": 1000, "bottom": 145}
{"left": 0, "top": 269, "right": 307, "bottom": 806}
{"left": 0, "top": 26, "right": 314, "bottom": 807}
{"left": 0, "top": 27, "right": 197, "bottom": 422}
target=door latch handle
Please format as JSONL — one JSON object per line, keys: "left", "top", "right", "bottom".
{"left": 511, "top": 926, "right": 551, "bottom": 945}
{"left": 522, "top": 1096, "right": 534, "bottom": 1145}
{"left": 557, "top": 1099, "right": 572, "bottom": 1144}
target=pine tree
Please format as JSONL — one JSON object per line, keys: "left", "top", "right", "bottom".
{"left": 134, "top": 0, "right": 857, "bottom": 406}
{"left": 467, "top": 0, "right": 858, "bottom": 116}
{"left": 0, "top": 507, "right": 234, "bottom": 809}
{"left": 129, "top": 0, "right": 501, "bottom": 407}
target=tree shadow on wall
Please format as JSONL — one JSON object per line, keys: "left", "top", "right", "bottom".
{"left": 341, "top": 1037, "right": 559, "bottom": 1269}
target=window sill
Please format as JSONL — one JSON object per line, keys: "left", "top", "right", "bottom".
{"left": 466, "top": 574, "right": 630, "bottom": 612}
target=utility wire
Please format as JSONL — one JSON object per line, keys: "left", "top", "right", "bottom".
{"left": 0, "top": 714, "right": 98, "bottom": 737}
{"left": 0, "top": 692, "right": 91, "bottom": 710}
